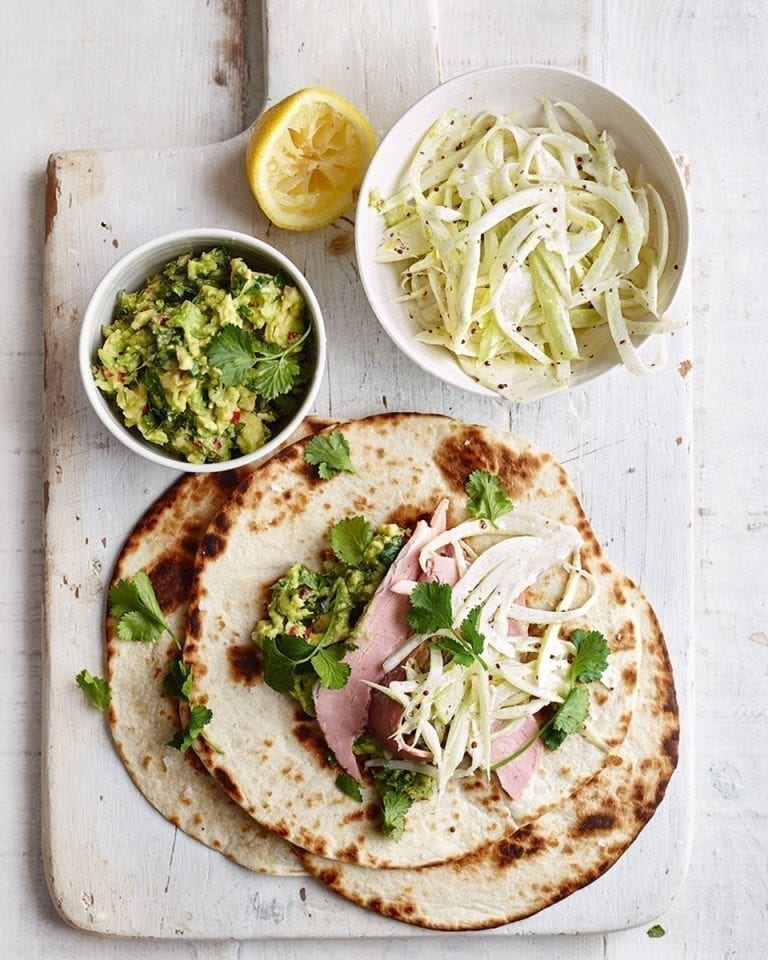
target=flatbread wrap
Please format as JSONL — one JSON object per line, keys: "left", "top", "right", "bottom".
{"left": 183, "top": 414, "right": 650, "bottom": 871}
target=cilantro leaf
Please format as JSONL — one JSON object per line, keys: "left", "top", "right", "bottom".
{"left": 276, "top": 634, "right": 316, "bottom": 661}
{"left": 331, "top": 516, "right": 373, "bottom": 566}
{"left": 647, "top": 925, "right": 666, "bottom": 939}
{"left": 311, "top": 647, "right": 351, "bottom": 689}
{"left": 429, "top": 635, "right": 475, "bottom": 667}
{"left": 407, "top": 582, "right": 454, "bottom": 635}
{"left": 465, "top": 469, "right": 514, "bottom": 526}
{"left": 570, "top": 629, "right": 610, "bottom": 684}
{"left": 261, "top": 636, "right": 298, "bottom": 693}
{"left": 381, "top": 790, "right": 413, "bottom": 840}
{"left": 75, "top": 669, "right": 110, "bottom": 711}
{"left": 168, "top": 704, "right": 213, "bottom": 753}
{"left": 163, "top": 659, "right": 192, "bottom": 702}
{"left": 335, "top": 773, "right": 363, "bottom": 803}
{"left": 251, "top": 339, "right": 301, "bottom": 400}
{"left": 459, "top": 607, "right": 487, "bottom": 660}
{"left": 540, "top": 686, "right": 590, "bottom": 750}
{"left": 206, "top": 325, "right": 255, "bottom": 387}
{"left": 429, "top": 607, "right": 488, "bottom": 669}
{"left": 108, "top": 571, "right": 176, "bottom": 645}
{"left": 304, "top": 430, "right": 355, "bottom": 479}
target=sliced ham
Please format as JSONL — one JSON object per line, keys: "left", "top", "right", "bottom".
{"left": 314, "top": 500, "right": 450, "bottom": 779}
{"left": 367, "top": 662, "right": 433, "bottom": 762}
{"left": 491, "top": 593, "right": 543, "bottom": 800}
{"left": 490, "top": 716, "right": 544, "bottom": 799}
{"left": 423, "top": 550, "right": 461, "bottom": 586}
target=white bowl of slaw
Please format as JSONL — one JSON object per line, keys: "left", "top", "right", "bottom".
{"left": 355, "top": 65, "right": 689, "bottom": 402}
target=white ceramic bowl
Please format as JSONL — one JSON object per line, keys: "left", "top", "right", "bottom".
{"left": 355, "top": 65, "right": 689, "bottom": 401}
{"left": 79, "top": 228, "right": 326, "bottom": 472}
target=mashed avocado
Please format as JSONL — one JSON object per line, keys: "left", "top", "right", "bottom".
{"left": 353, "top": 732, "right": 434, "bottom": 839}
{"left": 93, "top": 246, "right": 310, "bottom": 464}
{"left": 253, "top": 522, "right": 406, "bottom": 715}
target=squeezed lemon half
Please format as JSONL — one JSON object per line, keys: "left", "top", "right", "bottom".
{"left": 246, "top": 88, "right": 376, "bottom": 231}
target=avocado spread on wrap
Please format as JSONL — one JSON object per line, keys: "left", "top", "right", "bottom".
{"left": 93, "top": 246, "right": 311, "bottom": 464}
{"left": 253, "top": 520, "right": 406, "bottom": 716}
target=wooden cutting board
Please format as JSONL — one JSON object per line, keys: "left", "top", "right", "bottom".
{"left": 42, "top": 0, "right": 693, "bottom": 939}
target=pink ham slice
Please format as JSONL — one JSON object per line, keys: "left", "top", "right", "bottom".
{"left": 314, "top": 501, "right": 450, "bottom": 779}
{"left": 490, "top": 715, "right": 544, "bottom": 799}
{"left": 489, "top": 594, "right": 543, "bottom": 800}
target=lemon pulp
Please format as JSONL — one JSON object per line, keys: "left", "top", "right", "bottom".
{"left": 246, "top": 88, "right": 376, "bottom": 231}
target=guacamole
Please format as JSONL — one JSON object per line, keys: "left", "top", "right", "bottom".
{"left": 93, "top": 246, "right": 311, "bottom": 464}
{"left": 353, "top": 732, "right": 434, "bottom": 839}
{"left": 254, "top": 522, "right": 406, "bottom": 715}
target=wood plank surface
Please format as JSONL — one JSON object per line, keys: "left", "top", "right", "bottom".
{"left": 2, "top": 0, "right": 765, "bottom": 958}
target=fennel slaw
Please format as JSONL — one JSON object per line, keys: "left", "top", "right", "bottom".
{"left": 371, "top": 100, "right": 679, "bottom": 401}
{"left": 366, "top": 509, "right": 604, "bottom": 796}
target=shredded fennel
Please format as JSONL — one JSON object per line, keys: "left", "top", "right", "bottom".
{"left": 371, "top": 101, "right": 679, "bottom": 401}
{"left": 373, "top": 508, "right": 602, "bottom": 795}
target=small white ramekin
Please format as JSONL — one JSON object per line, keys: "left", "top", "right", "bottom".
{"left": 79, "top": 228, "right": 326, "bottom": 472}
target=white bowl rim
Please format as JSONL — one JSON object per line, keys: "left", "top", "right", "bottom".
{"left": 355, "top": 63, "right": 690, "bottom": 401}
{"left": 79, "top": 227, "right": 327, "bottom": 473}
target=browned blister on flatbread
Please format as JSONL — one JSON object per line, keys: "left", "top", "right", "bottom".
{"left": 183, "top": 414, "right": 646, "bottom": 871}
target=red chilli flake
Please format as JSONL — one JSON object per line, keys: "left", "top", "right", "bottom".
{"left": 230, "top": 409, "right": 241, "bottom": 424}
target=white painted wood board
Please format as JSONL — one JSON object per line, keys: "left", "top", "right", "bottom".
{"left": 42, "top": 0, "right": 693, "bottom": 940}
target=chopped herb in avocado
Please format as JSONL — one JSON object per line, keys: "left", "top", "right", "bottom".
{"left": 353, "top": 733, "right": 435, "bottom": 840}
{"left": 93, "top": 247, "right": 311, "bottom": 464}
{"left": 335, "top": 772, "right": 363, "bottom": 803}
{"left": 253, "top": 518, "right": 406, "bottom": 712}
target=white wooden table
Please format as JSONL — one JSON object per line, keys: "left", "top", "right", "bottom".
{"left": 3, "top": 1, "right": 766, "bottom": 958}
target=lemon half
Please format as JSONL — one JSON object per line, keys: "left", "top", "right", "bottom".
{"left": 246, "top": 88, "right": 376, "bottom": 231}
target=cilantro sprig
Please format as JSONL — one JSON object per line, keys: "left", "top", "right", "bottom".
{"left": 205, "top": 324, "right": 309, "bottom": 398}
{"left": 75, "top": 669, "right": 111, "bottom": 711}
{"left": 261, "top": 579, "right": 353, "bottom": 696}
{"left": 168, "top": 704, "right": 214, "bottom": 753}
{"left": 162, "top": 658, "right": 220, "bottom": 753}
{"left": 407, "top": 582, "right": 488, "bottom": 670}
{"left": 491, "top": 629, "right": 610, "bottom": 769}
{"left": 381, "top": 791, "right": 412, "bottom": 841}
{"left": 304, "top": 430, "right": 355, "bottom": 479}
{"left": 163, "top": 657, "right": 193, "bottom": 702}
{"left": 465, "top": 469, "right": 514, "bottom": 526}
{"left": 108, "top": 571, "right": 177, "bottom": 646}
